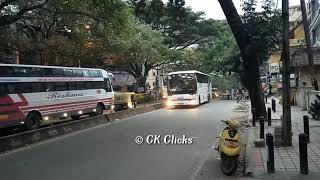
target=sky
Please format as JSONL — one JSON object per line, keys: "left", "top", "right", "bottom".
{"left": 184, "top": 0, "right": 302, "bottom": 19}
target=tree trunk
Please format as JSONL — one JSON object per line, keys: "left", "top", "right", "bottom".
{"left": 245, "top": 60, "right": 267, "bottom": 117}
{"left": 282, "top": 0, "right": 292, "bottom": 146}
{"left": 218, "top": 0, "right": 267, "bottom": 117}
{"left": 137, "top": 76, "right": 147, "bottom": 89}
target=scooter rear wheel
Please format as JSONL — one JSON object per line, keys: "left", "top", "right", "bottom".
{"left": 221, "top": 156, "right": 237, "bottom": 176}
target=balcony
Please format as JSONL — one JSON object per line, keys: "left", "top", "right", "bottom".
{"left": 290, "top": 47, "right": 320, "bottom": 66}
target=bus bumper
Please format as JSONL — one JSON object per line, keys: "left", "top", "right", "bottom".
{"left": 166, "top": 99, "right": 197, "bottom": 106}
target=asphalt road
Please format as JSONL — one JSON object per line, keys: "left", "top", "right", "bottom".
{"left": 0, "top": 100, "right": 248, "bottom": 180}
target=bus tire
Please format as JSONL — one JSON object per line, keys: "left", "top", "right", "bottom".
{"left": 207, "top": 94, "right": 210, "bottom": 102}
{"left": 96, "top": 103, "right": 104, "bottom": 115}
{"left": 24, "top": 112, "right": 41, "bottom": 131}
{"left": 198, "top": 96, "right": 201, "bottom": 105}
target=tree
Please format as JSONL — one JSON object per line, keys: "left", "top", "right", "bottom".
{"left": 0, "top": 0, "right": 48, "bottom": 27}
{"left": 217, "top": 0, "right": 281, "bottom": 117}
{"left": 0, "top": 0, "right": 134, "bottom": 66}
{"left": 129, "top": 0, "right": 219, "bottom": 49}
{"left": 110, "top": 22, "right": 169, "bottom": 89}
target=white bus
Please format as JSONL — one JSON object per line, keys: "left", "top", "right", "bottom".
{"left": 0, "top": 64, "right": 114, "bottom": 130}
{"left": 166, "top": 70, "right": 212, "bottom": 107}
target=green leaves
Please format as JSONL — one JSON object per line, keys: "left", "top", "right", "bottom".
{"left": 242, "top": 0, "right": 281, "bottom": 63}
{"left": 129, "top": 0, "right": 218, "bottom": 49}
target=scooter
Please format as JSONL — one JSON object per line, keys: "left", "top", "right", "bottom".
{"left": 215, "top": 119, "right": 242, "bottom": 175}
{"left": 309, "top": 94, "right": 320, "bottom": 120}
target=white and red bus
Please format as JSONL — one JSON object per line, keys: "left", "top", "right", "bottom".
{"left": 0, "top": 64, "right": 114, "bottom": 130}
{"left": 166, "top": 70, "right": 212, "bottom": 107}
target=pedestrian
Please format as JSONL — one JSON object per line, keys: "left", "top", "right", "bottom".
{"left": 231, "top": 88, "right": 234, "bottom": 100}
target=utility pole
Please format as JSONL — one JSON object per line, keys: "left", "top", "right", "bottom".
{"left": 282, "top": 0, "right": 292, "bottom": 146}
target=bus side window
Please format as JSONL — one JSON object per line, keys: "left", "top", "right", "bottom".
{"left": 0, "top": 83, "right": 8, "bottom": 96}
{"left": 55, "top": 82, "right": 67, "bottom": 91}
{"left": 63, "top": 69, "right": 74, "bottom": 77}
{"left": 32, "top": 82, "right": 45, "bottom": 92}
{"left": 0, "top": 66, "right": 14, "bottom": 77}
{"left": 69, "top": 82, "right": 77, "bottom": 90}
{"left": 7, "top": 83, "right": 16, "bottom": 94}
{"left": 89, "top": 70, "right": 97, "bottom": 77}
{"left": 73, "top": 69, "right": 83, "bottom": 77}
{"left": 53, "top": 68, "right": 65, "bottom": 77}
{"left": 45, "top": 82, "right": 56, "bottom": 91}
{"left": 43, "top": 68, "right": 54, "bottom": 77}
{"left": 104, "top": 78, "right": 111, "bottom": 92}
{"left": 15, "top": 83, "right": 33, "bottom": 93}
{"left": 83, "top": 70, "right": 90, "bottom": 77}
{"left": 14, "top": 67, "right": 31, "bottom": 77}
{"left": 77, "top": 81, "right": 85, "bottom": 90}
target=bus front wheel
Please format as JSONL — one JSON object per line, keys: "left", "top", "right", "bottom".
{"left": 96, "top": 103, "right": 104, "bottom": 115}
{"left": 24, "top": 113, "right": 41, "bottom": 131}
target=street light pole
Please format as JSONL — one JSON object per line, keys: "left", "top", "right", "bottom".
{"left": 282, "top": 0, "right": 292, "bottom": 146}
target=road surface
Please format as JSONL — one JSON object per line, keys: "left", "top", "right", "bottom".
{"left": 0, "top": 100, "right": 248, "bottom": 180}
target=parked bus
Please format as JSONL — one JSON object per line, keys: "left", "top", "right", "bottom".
{"left": 0, "top": 64, "right": 114, "bottom": 130}
{"left": 166, "top": 70, "right": 212, "bottom": 107}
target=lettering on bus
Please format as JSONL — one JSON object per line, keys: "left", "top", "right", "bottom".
{"left": 38, "top": 77, "right": 96, "bottom": 82}
{"left": 47, "top": 92, "right": 83, "bottom": 99}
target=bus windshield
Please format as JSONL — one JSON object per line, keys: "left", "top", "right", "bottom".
{"left": 168, "top": 73, "right": 197, "bottom": 95}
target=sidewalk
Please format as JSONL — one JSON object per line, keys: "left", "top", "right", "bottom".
{"left": 247, "top": 97, "right": 320, "bottom": 179}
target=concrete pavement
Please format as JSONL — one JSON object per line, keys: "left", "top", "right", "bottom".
{"left": 247, "top": 98, "right": 320, "bottom": 179}
{"left": 0, "top": 100, "right": 247, "bottom": 180}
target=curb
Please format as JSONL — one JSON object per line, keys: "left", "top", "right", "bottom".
{"left": 0, "top": 103, "right": 163, "bottom": 154}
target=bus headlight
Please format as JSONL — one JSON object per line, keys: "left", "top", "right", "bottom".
{"left": 111, "top": 105, "right": 115, "bottom": 110}
{"left": 128, "top": 103, "right": 133, "bottom": 109}
{"left": 166, "top": 100, "right": 174, "bottom": 107}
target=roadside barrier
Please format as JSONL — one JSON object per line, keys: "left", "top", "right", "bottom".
{"left": 266, "top": 133, "right": 275, "bottom": 173}
{"left": 259, "top": 116, "right": 265, "bottom": 139}
{"left": 299, "top": 133, "right": 308, "bottom": 174}
{"left": 252, "top": 108, "right": 256, "bottom": 127}
{"left": 271, "top": 99, "right": 276, "bottom": 113}
{"left": 267, "top": 107, "right": 272, "bottom": 126}
{"left": 303, "top": 115, "right": 310, "bottom": 143}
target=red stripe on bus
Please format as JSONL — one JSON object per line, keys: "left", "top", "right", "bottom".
{"left": 22, "top": 100, "right": 112, "bottom": 114}
{"left": 17, "top": 93, "right": 29, "bottom": 106}
{"left": 41, "top": 105, "right": 97, "bottom": 115}
{"left": 23, "top": 102, "right": 98, "bottom": 113}
{"left": 21, "top": 98, "right": 113, "bottom": 110}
